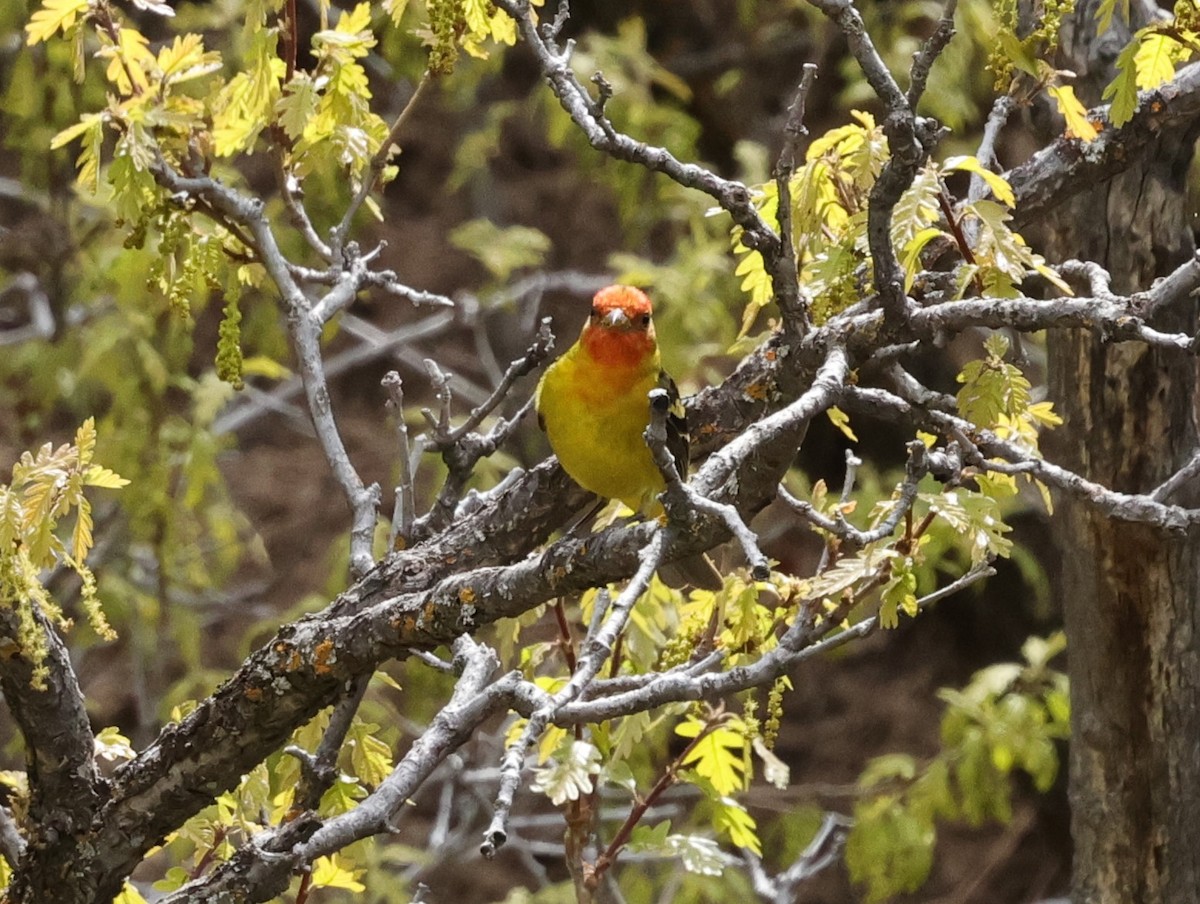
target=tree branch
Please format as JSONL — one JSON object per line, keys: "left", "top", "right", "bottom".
{"left": 1007, "top": 62, "right": 1200, "bottom": 228}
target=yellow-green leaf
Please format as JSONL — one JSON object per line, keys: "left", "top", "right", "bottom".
{"left": 676, "top": 718, "right": 750, "bottom": 796}
{"left": 50, "top": 113, "right": 103, "bottom": 150}
{"left": 84, "top": 465, "right": 131, "bottom": 489}
{"left": 1103, "top": 39, "right": 1140, "bottom": 126}
{"left": 26, "top": 0, "right": 89, "bottom": 45}
{"left": 1134, "top": 31, "right": 1189, "bottom": 89}
{"left": 382, "top": 0, "right": 409, "bottom": 25}
{"left": 1047, "top": 85, "right": 1101, "bottom": 143}
{"left": 309, "top": 854, "right": 366, "bottom": 891}
{"left": 826, "top": 406, "right": 859, "bottom": 442}
{"left": 943, "top": 156, "right": 1015, "bottom": 207}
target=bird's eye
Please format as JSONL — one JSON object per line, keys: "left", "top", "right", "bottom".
{"left": 640, "top": 313, "right": 651, "bottom": 327}
{"left": 590, "top": 307, "right": 601, "bottom": 320}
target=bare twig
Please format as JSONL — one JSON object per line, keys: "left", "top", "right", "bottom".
{"left": 807, "top": 0, "right": 940, "bottom": 325}
{"left": 647, "top": 389, "right": 771, "bottom": 579}
{"left": 780, "top": 441, "right": 932, "bottom": 552}
{"left": 745, "top": 811, "right": 852, "bottom": 902}
{"left": 278, "top": 170, "right": 334, "bottom": 262}
{"left": 383, "top": 372, "right": 418, "bottom": 545}
{"left": 773, "top": 63, "right": 819, "bottom": 337}
{"left": 149, "top": 158, "right": 383, "bottom": 577}
{"left": 1140, "top": 249, "right": 1200, "bottom": 319}
{"left": 414, "top": 323, "right": 553, "bottom": 537}
{"left": 844, "top": 386, "right": 1200, "bottom": 532}
{"left": 435, "top": 317, "right": 554, "bottom": 447}
{"left": 331, "top": 71, "right": 432, "bottom": 260}
{"left": 1151, "top": 449, "right": 1200, "bottom": 503}
{"left": 291, "top": 674, "right": 371, "bottom": 813}
{"left": 970, "top": 94, "right": 1016, "bottom": 201}
{"left": 907, "top": 0, "right": 959, "bottom": 109}
{"left": 493, "top": 0, "right": 784, "bottom": 276}
{"left": 482, "top": 528, "right": 670, "bottom": 858}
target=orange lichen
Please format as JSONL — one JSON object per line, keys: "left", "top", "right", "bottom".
{"left": 273, "top": 642, "right": 302, "bottom": 672}
{"left": 313, "top": 638, "right": 336, "bottom": 675}
{"left": 745, "top": 382, "right": 770, "bottom": 401}
{"left": 458, "top": 587, "right": 476, "bottom": 605}
{"left": 244, "top": 686, "right": 263, "bottom": 702}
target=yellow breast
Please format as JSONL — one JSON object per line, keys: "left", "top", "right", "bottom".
{"left": 536, "top": 342, "right": 665, "bottom": 512}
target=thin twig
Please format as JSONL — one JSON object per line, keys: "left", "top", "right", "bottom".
{"left": 435, "top": 317, "right": 554, "bottom": 447}
{"left": 383, "top": 372, "right": 418, "bottom": 546}
{"left": 331, "top": 72, "right": 432, "bottom": 259}
{"left": 646, "top": 389, "right": 771, "bottom": 579}
{"left": 1151, "top": 448, "right": 1200, "bottom": 503}
{"left": 907, "top": 0, "right": 959, "bottom": 109}
{"left": 290, "top": 674, "right": 371, "bottom": 812}
{"left": 482, "top": 529, "right": 670, "bottom": 858}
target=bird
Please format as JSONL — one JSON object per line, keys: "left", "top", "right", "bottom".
{"left": 535, "top": 284, "right": 722, "bottom": 589}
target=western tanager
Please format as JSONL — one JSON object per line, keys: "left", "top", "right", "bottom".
{"left": 536, "top": 285, "right": 721, "bottom": 588}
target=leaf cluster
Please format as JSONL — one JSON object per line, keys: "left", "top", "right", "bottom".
{"left": 846, "top": 632, "right": 1069, "bottom": 903}
{"left": 1103, "top": 2, "right": 1200, "bottom": 126}
{"left": 0, "top": 420, "right": 126, "bottom": 685}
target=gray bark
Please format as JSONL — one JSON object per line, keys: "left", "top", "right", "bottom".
{"left": 1038, "top": 2, "right": 1200, "bottom": 901}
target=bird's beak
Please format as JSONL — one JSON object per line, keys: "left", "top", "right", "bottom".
{"left": 600, "top": 308, "right": 631, "bottom": 329}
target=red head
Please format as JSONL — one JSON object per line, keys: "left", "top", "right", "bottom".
{"left": 580, "top": 285, "right": 657, "bottom": 368}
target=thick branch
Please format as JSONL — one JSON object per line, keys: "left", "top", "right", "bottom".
{"left": 1007, "top": 62, "right": 1200, "bottom": 228}
{"left": 0, "top": 603, "right": 105, "bottom": 898}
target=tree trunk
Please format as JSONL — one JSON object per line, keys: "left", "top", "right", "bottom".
{"left": 1040, "top": 3, "right": 1200, "bottom": 901}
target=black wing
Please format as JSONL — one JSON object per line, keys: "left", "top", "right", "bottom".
{"left": 658, "top": 370, "right": 689, "bottom": 480}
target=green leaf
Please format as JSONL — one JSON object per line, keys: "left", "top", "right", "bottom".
{"left": 156, "top": 33, "right": 222, "bottom": 86}
{"left": 712, "top": 796, "right": 761, "bottom": 855}
{"left": 382, "top": 0, "right": 409, "bottom": 25}
{"left": 1103, "top": 38, "right": 1140, "bottom": 126}
{"left": 276, "top": 74, "right": 320, "bottom": 141}
{"left": 846, "top": 796, "right": 936, "bottom": 903}
{"left": 348, "top": 721, "right": 394, "bottom": 788}
{"left": 901, "top": 226, "right": 945, "bottom": 291}
{"left": 449, "top": 219, "right": 551, "bottom": 283}
{"left": 859, "top": 753, "right": 917, "bottom": 788}
{"left": 826, "top": 406, "right": 859, "bottom": 442}
{"left": 879, "top": 560, "right": 918, "bottom": 629}
{"left": 993, "top": 28, "right": 1039, "bottom": 76}
{"left": 114, "top": 883, "right": 150, "bottom": 904}
{"left": 310, "top": 854, "right": 366, "bottom": 891}
{"left": 84, "top": 465, "right": 131, "bottom": 489}
{"left": 1095, "top": 0, "right": 1129, "bottom": 34}
{"left": 94, "top": 726, "right": 136, "bottom": 763}
{"left": 627, "top": 820, "right": 672, "bottom": 852}
{"left": 50, "top": 112, "right": 103, "bottom": 150}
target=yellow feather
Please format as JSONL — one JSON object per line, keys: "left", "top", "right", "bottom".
{"left": 536, "top": 312, "right": 666, "bottom": 512}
